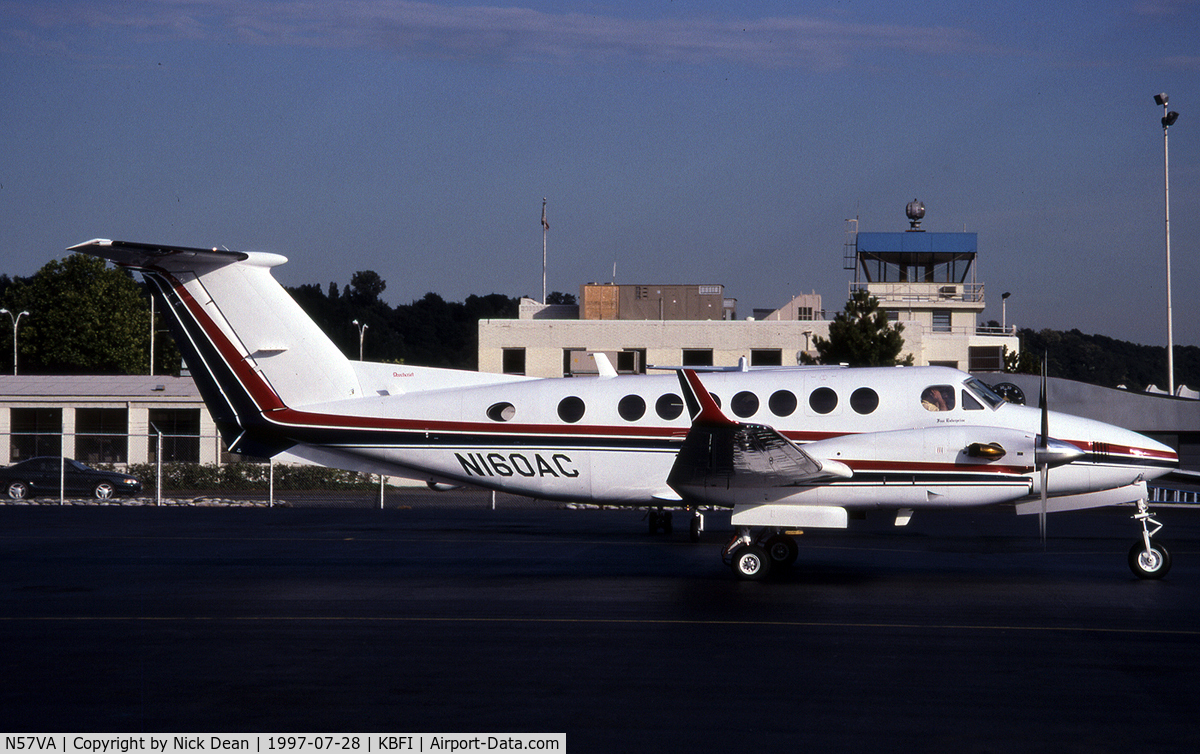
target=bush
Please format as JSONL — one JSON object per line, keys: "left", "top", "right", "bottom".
{"left": 113, "top": 462, "right": 381, "bottom": 492}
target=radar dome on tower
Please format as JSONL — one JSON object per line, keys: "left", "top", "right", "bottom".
{"left": 906, "top": 199, "right": 925, "bottom": 230}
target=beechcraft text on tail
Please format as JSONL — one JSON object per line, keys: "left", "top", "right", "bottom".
{"left": 70, "top": 239, "right": 1179, "bottom": 580}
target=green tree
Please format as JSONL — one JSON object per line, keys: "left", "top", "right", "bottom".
{"left": 810, "top": 289, "right": 913, "bottom": 367}
{"left": 0, "top": 254, "right": 177, "bottom": 374}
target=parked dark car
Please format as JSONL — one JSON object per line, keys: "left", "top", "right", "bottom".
{"left": 0, "top": 457, "right": 142, "bottom": 500}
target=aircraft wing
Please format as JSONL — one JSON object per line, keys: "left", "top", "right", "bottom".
{"left": 666, "top": 370, "right": 851, "bottom": 502}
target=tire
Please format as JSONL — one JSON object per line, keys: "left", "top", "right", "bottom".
{"left": 93, "top": 482, "right": 116, "bottom": 500}
{"left": 731, "top": 545, "right": 770, "bottom": 581}
{"left": 764, "top": 535, "right": 799, "bottom": 567}
{"left": 7, "top": 481, "right": 28, "bottom": 500}
{"left": 1129, "top": 541, "right": 1171, "bottom": 580}
{"left": 647, "top": 510, "right": 659, "bottom": 535}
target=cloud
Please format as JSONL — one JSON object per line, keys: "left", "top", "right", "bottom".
{"left": 5, "top": 0, "right": 985, "bottom": 70}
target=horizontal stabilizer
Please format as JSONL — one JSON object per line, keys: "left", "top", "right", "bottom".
{"left": 69, "top": 239, "right": 251, "bottom": 270}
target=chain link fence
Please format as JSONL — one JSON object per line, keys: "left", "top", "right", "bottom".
{"left": 0, "top": 431, "right": 544, "bottom": 509}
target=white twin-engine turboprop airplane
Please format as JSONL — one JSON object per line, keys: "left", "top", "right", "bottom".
{"left": 71, "top": 239, "right": 1180, "bottom": 580}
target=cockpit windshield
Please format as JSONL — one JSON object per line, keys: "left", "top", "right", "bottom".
{"left": 963, "top": 377, "right": 1006, "bottom": 409}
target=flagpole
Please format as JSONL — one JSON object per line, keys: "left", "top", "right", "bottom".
{"left": 541, "top": 198, "right": 548, "bottom": 303}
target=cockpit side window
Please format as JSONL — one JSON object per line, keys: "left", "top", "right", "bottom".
{"left": 962, "top": 391, "right": 984, "bottom": 410}
{"left": 963, "top": 377, "right": 1005, "bottom": 409}
{"left": 921, "top": 385, "right": 956, "bottom": 412}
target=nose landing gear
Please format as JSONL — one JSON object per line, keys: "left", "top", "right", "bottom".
{"left": 1129, "top": 498, "right": 1171, "bottom": 580}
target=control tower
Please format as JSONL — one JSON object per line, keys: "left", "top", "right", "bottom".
{"left": 848, "top": 201, "right": 1014, "bottom": 370}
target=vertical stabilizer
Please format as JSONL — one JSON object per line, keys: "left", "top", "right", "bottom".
{"left": 70, "top": 239, "right": 362, "bottom": 455}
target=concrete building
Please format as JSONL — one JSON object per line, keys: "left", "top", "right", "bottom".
{"left": 479, "top": 205, "right": 1018, "bottom": 378}
{"left": 0, "top": 374, "right": 219, "bottom": 467}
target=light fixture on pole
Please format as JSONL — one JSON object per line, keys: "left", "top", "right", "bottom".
{"left": 0, "top": 308, "right": 30, "bottom": 375}
{"left": 1154, "top": 93, "right": 1180, "bottom": 395}
{"left": 352, "top": 319, "right": 368, "bottom": 361}
{"left": 1001, "top": 291, "right": 1011, "bottom": 333}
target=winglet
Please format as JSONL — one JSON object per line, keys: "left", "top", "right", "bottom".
{"left": 676, "top": 369, "right": 736, "bottom": 426}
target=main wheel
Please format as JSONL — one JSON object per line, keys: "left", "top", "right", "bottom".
{"left": 93, "top": 482, "right": 115, "bottom": 500}
{"left": 1129, "top": 541, "right": 1171, "bottom": 580}
{"left": 7, "top": 481, "right": 28, "bottom": 500}
{"left": 764, "top": 534, "right": 799, "bottom": 568}
{"left": 730, "top": 545, "right": 770, "bottom": 581}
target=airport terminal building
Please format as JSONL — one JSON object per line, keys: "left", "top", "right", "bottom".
{"left": 478, "top": 213, "right": 1020, "bottom": 377}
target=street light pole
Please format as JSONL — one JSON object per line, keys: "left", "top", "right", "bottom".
{"left": 352, "top": 319, "right": 368, "bottom": 361}
{"left": 1001, "top": 291, "right": 1011, "bottom": 334}
{"left": 1155, "top": 93, "right": 1180, "bottom": 395}
{"left": 0, "top": 308, "right": 30, "bottom": 375}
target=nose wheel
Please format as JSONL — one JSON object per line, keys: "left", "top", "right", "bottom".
{"left": 1130, "top": 498, "right": 1171, "bottom": 580}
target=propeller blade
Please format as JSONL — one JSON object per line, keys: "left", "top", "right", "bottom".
{"left": 1038, "top": 355, "right": 1048, "bottom": 547}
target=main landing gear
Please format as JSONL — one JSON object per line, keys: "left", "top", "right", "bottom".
{"left": 723, "top": 527, "right": 800, "bottom": 581}
{"left": 647, "top": 506, "right": 706, "bottom": 543}
{"left": 1129, "top": 498, "right": 1171, "bottom": 580}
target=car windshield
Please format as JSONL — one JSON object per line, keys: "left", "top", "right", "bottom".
{"left": 67, "top": 459, "right": 93, "bottom": 472}
{"left": 963, "top": 377, "right": 1006, "bottom": 409}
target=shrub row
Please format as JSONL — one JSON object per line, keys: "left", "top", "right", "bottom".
{"left": 111, "top": 462, "right": 382, "bottom": 492}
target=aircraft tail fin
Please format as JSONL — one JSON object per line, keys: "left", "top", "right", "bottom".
{"left": 69, "top": 239, "right": 362, "bottom": 456}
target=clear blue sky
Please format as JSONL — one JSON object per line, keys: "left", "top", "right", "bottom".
{"left": 1, "top": 1, "right": 1197, "bottom": 347}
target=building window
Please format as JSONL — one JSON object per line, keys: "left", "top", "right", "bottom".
{"left": 618, "top": 349, "right": 645, "bottom": 374}
{"left": 968, "top": 346, "right": 1005, "bottom": 372}
{"left": 75, "top": 408, "right": 129, "bottom": 464}
{"left": 502, "top": 348, "right": 526, "bottom": 375}
{"left": 148, "top": 408, "right": 201, "bottom": 463}
{"left": 932, "top": 311, "right": 952, "bottom": 333}
{"left": 796, "top": 307, "right": 814, "bottom": 321}
{"left": 10, "top": 408, "right": 62, "bottom": 461}
{"left": 750, "top": 349, "right": 782, "bottom": 367}
{"left": 682, "top": 349, "right": 713, "bottom": 367}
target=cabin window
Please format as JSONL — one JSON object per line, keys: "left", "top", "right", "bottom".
{"left": 656, "top": 394, "right": 684, "bottom": 420}
{"left": 486, "top": 402, "right": 516, "bottom": 422}
{"left": 618, "top": 394, "right": 646, "bottom": 421}
{"left": 962, "top": 391, "right": 984, "bottom": 411}
{"left": 557, "top": 396, "right": 586, "bottom": 423}
{"left": 731, "top": 391, "right": 759, "bottom": 418}
{"left": 769, "top": 390, "right": 797, "bottom": 417}
{"left": 920, "top": 385, "right": 956, "bottom": 412}
{"left": 850, "top": 387, "right": 880, "bottom": 415}
{"left": 809, "top": 387, "right": 838, "bottom": 414}
{"left": 709, "top": 393, "right": 722, "bottom": 409}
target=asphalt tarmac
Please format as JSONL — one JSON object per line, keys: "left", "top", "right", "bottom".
{"left": 2, "top": 494, "right": 1199, "bottom": 753}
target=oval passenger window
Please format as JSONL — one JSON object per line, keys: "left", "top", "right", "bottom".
{"left": 731, "top": 391, "right": 759, "bottom": 418}
{"left": 656, "top": 394, "right": 684, "bottom": 420}
{"left": 557, "top": 396, "right": 586, "bottom": 423}
{"left": 769, "top": 390, "right": 797, "bottom": 417}
{"left": 618, "top": 394, "right": 646, "bottom": 421}
{"left": 809, "top": 387, "right": 838, "bottom": 414}
{"left": 487, "top": 402, "right": 515, "bottom": 422}
{"left": 850, "top": 387, "right": 879, "bottom": 415}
